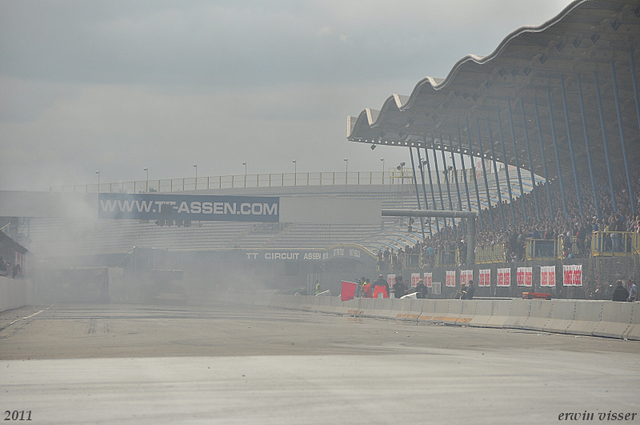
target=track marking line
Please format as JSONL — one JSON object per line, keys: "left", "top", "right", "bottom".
{"left": 6, "top": 307, "right": 50, "bottom": 327}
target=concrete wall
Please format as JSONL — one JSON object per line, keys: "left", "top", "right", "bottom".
{"left": 221, "top": 293, "right": 639, "bottom": 341}
{"left": 0, "top": 277, "right": 32, "bottom": 312}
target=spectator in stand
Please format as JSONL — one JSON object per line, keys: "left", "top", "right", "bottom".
{"left": 612, "top": 280, "right": 629, "bottom": 302}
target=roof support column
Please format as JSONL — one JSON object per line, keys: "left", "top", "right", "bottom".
{"left": 576, "top": 74, "right": 601, "bottom": 219}
{"left": 456, "top": 124, "right": 473, "bottom": 213}
{"left": 476, "top": 118, "right": 495, "bottom": 231}
{"left": 546, "top": 87, "right": 568, "bottom": 219}
{"left": 465, "top": 118, "right": 484, "bottom": 231}
{"left": 382, "top": 209, "right": 476, "bottom": 265}
{"left": 416, "top": 144, "right": 433, "bottom": 237}
{"left": 447, "top": 133, "right": 464, "bottom": 213}
{"left": 611, "top": 61, "right": 636, "bottom": 215}
{"left": 519, "top": 99, "right": 541, "bottom": 222}
{"left": 560, "top": 75, "right": 583, "bottom": 216}
{"left": 440, "top": 135, "right": 457, "bottom": 238}
{"left": 533, "top": 98, "right": 554, "bottom": 222}
{"left": 631, "top": 49, "right": 640, "bottom": 136}
{"left": 440, "top": 135, "right": 455, "bottom": 213}
{"left": 431, "top": 136, "right": 448, "bottom": 230}
{"left": 487, "top": 118, "right": 506, "bottom": 230}
{"left": 593, "top": 72, "right": 617, "bottom": 213}
{"left": 409, "top": 146, "right": 426, "bottom": 240}
{"left": 496, "top": 109, "right": 517, "bottom": 224}
{"left": 422, "top": 144, "right": 440, "bottom": 231}
{"left": 507, "top": 98, "right": 527, "bottom": 223}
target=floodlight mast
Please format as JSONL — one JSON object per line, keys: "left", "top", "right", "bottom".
{"left": 381, "top": 209, "right": 477, "bottom": 265}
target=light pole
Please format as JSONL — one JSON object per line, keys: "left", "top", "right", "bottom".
{"left": 193, "top": 164, "right": 198, "bottom": 190}
{"left": 343, "top": 158, "right": 348, "bottom": 184}
{"left": 96, "top": 170, "right": 100, "bottom": 193}
{"left": 292, "top": 159, "right": 297, "bottom": 186}
{"left": 144, "top": 167, "right": 148, "bottom": 193}
{"left": 242, "top": 161, "right": 247, "bottom": 187}
{"left": 380, "top": 158, "right": 385, "bottom": 184}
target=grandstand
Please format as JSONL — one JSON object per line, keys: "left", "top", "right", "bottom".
{"left": 19, "top": 167, "right": 533, "bottom": 256}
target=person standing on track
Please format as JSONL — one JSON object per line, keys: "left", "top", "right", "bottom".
{"left": 462, "top": 280, "right": 475, "bottom": 300}
{"left": 393, "top": 275, "right": 406, "bottom": 299}
{"left": 373, "top": 274, "right": 389, "bottom": 298}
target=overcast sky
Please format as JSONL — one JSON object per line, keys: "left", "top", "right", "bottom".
{"left": 0, "top": 0, "right": 575, "bottom": 191}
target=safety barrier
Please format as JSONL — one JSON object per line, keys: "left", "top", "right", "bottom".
{"left": 566, "top": 301, "right": 603, "bottom": 336}
{"left": 503, "top": 299, "right": 531, "bottom": 329}
{"left": 543, "top": 300, "right": 576, "bottom": 334}
{"left": 483, "top": 300, "right": 512, "bottom": 328}
{"left": 593, "top": 301, "right": 636, "bottom": 339}
{"left": 521, "top": 299, "right": 553, "bottom": 332}
{"left": 249, "top": 294, "right": 639, "bottom": 341}
{"left": 417, "top": 300, "right": 436, "bottom": 323}
{"left": 468, "top": 300, "right": 494, "bottom": 327}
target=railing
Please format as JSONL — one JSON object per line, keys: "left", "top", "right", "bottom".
{"left": 525, "top": 239, "right": 557, "bottom": 260}
{"left": 377, "top": 233, "right": 640, "bottom": 271}
{"left": 591, "top": 231, "right": 639, "bottom": 257}
{"left": 436, "top": 249, "right": 459, "bottom": 267}
{"left": 475, "top": 244, "right": 507, "bottom": 264}
{"left": 52, "top": 171, "right": 405, "bottom": 193}
{"left": 50, "top": 167, "right": 478, "bottom": 194}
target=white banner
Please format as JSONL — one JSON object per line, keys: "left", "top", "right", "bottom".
{"left": 478, "top": 269, "right": 491, "bottom": 287}
{"left": 424, "top": 273, "right": 433, "bottom": 288}
{"left": 497, "top": 268, "right": 511, "bottom": 287}
{"left": 446, "top": 271, "right": 456, "bottom": 287}
{"left": 540, "top": 266, "right": 556, "bottom": 287}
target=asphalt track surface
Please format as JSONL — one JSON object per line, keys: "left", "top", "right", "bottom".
{"left": 1, "top": 303, "right": 639, "bottom": 425}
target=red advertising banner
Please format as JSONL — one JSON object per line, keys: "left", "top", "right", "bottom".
{"left": 540, "top": 266, "right": 555, "bottom": 287}
{"left": 497, "top": 268, "right": 511, "bottom": 287}
{"left": 478, "top": 269, "right": 491, "bottom": 287}
{"left": 446, "top": 271, "right": 456, "bottom": 287}
{"left": 460, "top": 270, "right": 473, "bottom": 286}
{"left": 517, "top": 267, "right": 532, "bottom": 287}
{"left": 411, "top": 273, "right": 421, "bottom": 288}
{"left": 424, "top": 272, "right": 433, "bottom": 288}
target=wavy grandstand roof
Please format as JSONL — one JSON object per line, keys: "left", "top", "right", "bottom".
{"left": 347, "top": 0, "right": 640, "bottom": 179}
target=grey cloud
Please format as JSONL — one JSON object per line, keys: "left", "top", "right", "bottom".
{"left": 1, "top": 1, "right": 572, "bottom": 87}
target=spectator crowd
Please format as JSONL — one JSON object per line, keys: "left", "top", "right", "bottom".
{"left": 377, "top": 160, "right": 640, "bottom": 270}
